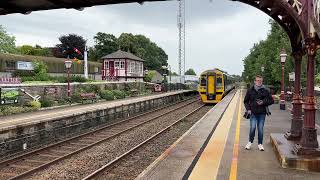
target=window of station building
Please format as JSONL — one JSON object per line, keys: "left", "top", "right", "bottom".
{"left": 120, "top": 60, "right": 125, "bottom": 69}
{"left": 105, "top": 61, "right": 109, "bottom": 69}
{"left": 130, "top": 62, "right": 135, "bottom": 73}
{"left": 135, "top": 62, "right": 139, "bottom": 73}
{"left": 140, "top": 63, "right": 143, "bottom": 74}
{"left": 115, "top": 61, "right": 120, "bottom": 69}
{"left": 5, "top": 61, "right": 16, "bottom": 71}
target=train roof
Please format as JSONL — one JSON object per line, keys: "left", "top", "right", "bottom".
{"left": 200, "top": 68, "right": 226, "bottom": 75}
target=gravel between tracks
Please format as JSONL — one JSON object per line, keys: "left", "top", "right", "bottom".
{"left": 0, "top": 97, "right": 196, "bottom": 179}
{"left": 96, "top": 105, "right": 213, "bottom": 180}
{"left": 23, "top": 99, "right": 202, "bottom": 180}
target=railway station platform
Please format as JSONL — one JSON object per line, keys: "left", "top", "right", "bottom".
{"left": 0, "top": 90, "right": 195, "bottom": 157}
{"left": 136, "top": 89, "right": 320, "bottom": 180}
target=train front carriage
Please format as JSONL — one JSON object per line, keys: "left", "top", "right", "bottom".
{"left": 198, "top": 69, "right": 235, "bottom": 104}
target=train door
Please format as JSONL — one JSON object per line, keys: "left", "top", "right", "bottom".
{"left": 206, "top": 75, "right": 215, "bottom": 100}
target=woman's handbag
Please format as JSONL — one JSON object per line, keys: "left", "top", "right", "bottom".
{"left": 243, "top": 111, "right": 251, "bottom": 119}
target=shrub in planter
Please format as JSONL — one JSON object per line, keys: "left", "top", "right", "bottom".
{"left": 40, "top": 97, "right": 55, "bottom": 107}
{"left": 112, "top": 90, "right": 126, "bottom": 99}
{"left": 71, "top": 75, "right": 86, "bottom": 83}
{"left": 29, "top": 100, "right": 41, "bottom": 109}
{"left": 12, "top": 70, "right": 36, "bottom": 77}
{"left": 0, "top": 106, "right": 39, "bottom": 116}
{"left": 82, "top": 84, "right": 99, "bottom": 93}
{"left": 100, "top": 90, "right": 114, "bottom": 101}
{"left": 71, "top": 92, "right": 82, "bottom": 103}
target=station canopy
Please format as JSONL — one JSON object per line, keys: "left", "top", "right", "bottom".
{"left": 0, "top": 0, "right": 166, "bottom": 15}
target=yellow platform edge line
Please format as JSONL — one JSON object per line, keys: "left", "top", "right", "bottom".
{"left": 188, "top": 90, "right": 240, "bottom": 180}
{"left": 229, "top": 89, "right": 243, "bottom": 180}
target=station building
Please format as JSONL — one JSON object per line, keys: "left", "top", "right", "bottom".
{"left": 101, "top": 50, "right": 144, "bottom": 82}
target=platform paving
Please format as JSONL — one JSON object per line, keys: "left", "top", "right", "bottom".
{"left": 137, "top": 89, "right": 320, "bottom": 180}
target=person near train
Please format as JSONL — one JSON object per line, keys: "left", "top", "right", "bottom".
{"left": 243, "top": 75, "right": 274, "bottom": 151}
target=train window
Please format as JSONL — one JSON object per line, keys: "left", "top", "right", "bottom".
{"left": 217, "top": 77, "right": 223, "bottom": 86}
{"left": 200, "top": 76, "right": 206, "bottom": 86}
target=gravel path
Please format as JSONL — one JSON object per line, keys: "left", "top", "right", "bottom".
{"left": 23, "top": 99, "right": 202, "bottom": 180}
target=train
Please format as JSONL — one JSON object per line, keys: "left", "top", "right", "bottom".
{"left": 198, "top": 69, "right": 236, "bottom": 104}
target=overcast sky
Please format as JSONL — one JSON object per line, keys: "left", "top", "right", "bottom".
{"left": 0, "top": 0, "right": 271, "bottom": 76}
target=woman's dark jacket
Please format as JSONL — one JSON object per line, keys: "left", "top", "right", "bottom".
{"left": 244, "top": 86, "right": 274, "bottom": 115}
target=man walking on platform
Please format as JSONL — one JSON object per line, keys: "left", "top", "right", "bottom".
{"left": 244, "top": 75, "right": 274, "bottom": 151}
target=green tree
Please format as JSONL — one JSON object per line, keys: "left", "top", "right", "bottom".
{"left": 32, "top": 60, "right": 50, "bottom": 81}
{"left": 56, "top": 34, "right": 86, "bottom": 59}
{"left": 17, "top": 44, "right": 53, "bottom": 57}
{"left": 185, "top": 68, "right": 196, "bottom": 75}
{"left": 0, "top": 25, "right": 17, "bottom": 53}
{"left": 118, "top": 33, "right": 137, "bottom": 53}
{"left": 242, "top": 20, "right": 296, "bottom": 91}
{"left": 90, "top": 32, "right": 168, "bottom": 71}
{"left": 91, "top": 32, "right": 118, "bottom": 61}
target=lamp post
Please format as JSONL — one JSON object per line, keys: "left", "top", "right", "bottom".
{"left": 280, "top": 49, "right": 287, "bottom": 110}
{"left": 261, "top": 66, "right": 265, "bottom": 83}
{"left": 64, "top": 58, "right": 72, "bottom": 98}
{"left": 162, "top": 66, "right": 169, "bottom": 92}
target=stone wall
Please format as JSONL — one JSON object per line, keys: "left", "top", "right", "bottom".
{"left": 0, "top": 82, "right": 153, "bottom": 103}
{"left": 0, "top": 91, "right": 196, "bottom": 158}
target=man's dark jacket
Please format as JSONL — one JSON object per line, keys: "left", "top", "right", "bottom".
{"left": 244, "top": 86, "right": 274, "bottom": 115}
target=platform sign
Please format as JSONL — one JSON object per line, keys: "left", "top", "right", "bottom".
{"left": 0, "top": 88, "right": 20, "bottom": 105}
{"left": 289, "top": 72, "right": 295, "bottom": 82}
{"left": 16, "top": 61, "right": 34, "bottom": 71}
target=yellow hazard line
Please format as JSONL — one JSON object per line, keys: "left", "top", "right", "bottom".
{"left": 229, "top": 89, "right": 242, "bottom": 180}
{"left": 188, "top": 90, "right": 239, "bottom": 180}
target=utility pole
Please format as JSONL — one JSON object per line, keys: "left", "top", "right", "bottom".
{"left": 178, "top": 0, "right": 185, "bottom": 84}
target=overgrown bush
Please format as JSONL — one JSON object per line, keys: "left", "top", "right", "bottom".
{"left": 0, "top": 106, "right": 38, "bottom": 116}
{"left": 81, "top": 84, "right": 100, "bottom": 93}
{"left": 21, "top": 76, "right": 37, "bottom": 82}
{"left": 40, "top": 97, "right": 55, "bottom": 107}
{"left": 12, "top": 70, "right": 35, "bottom": 77}
{"left": 71, "top": 75, "right": 86, "bottom": 83}
{"left": 71, "top": 92, "right": 82, "bottom": 103}
{"left": 29, "top": 100, "right": 41, "bottom": 109}
{"left": 50, "top": 75, "right": 87, "bottom": 83}
{"left": 100, "top": 90, "right": 114, "bottom": 101}
{"left": 112, "top": 90, "right": 126, "bottom": 99}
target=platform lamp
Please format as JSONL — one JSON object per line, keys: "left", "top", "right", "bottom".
{"left": 261, "top": 66, "right": 265, "bottom": 85}
{"left": 64, "top": 58, "right": 72, "bottom": 99}
{"left": 280, "top": 49, "right": 287, "bottom": 110}
{"left": 161, "top": 66, "right": 169, "bottom": 92}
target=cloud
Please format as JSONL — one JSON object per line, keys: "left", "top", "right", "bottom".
{"left": 0, "top": 0, "right": 271, "bottom": 75}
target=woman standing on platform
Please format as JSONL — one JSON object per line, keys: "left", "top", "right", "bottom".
{"left": 243, "top": 75, "right": 274, "bottom": 151}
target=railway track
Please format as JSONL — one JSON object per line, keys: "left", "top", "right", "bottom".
{"left": 0, "top": 97, "right": 198, "bottom": 180}
{"left": 82, "top": 103, "right": 207, "bottom": 180}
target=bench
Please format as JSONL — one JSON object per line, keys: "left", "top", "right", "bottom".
{"left": 80, "top": 93, "right": 97, "bottom": 104}
{"left": 130, "top": 89, "right": 138, "bottom": 97}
